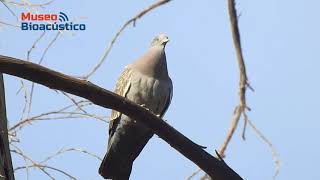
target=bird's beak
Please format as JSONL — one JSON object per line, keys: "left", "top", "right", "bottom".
{"left": 163, "top": 38, "right": 169, "bottom": 45}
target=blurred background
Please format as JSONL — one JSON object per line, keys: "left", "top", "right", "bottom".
{"left": 1, "top": 0, "right": 320, "bottom": 179}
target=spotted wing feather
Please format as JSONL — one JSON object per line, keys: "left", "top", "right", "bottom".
{"left": 109, "top": 67, "right": 132, "bottom": 134}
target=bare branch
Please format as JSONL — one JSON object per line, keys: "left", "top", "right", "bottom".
{"left": 12, "top": 143, "right": 81, "bottom": 180}
{"left": 247, "top": 119, "right": 280, "bottom": 179}
{"left": 0, "top": 55, "right": 243, "bottom": 180}
{"left": 15, "top": 164, "right": 77, "bottom": 180}
{"left": 0, "top": 0, "right": 19, "bottom": 22}
{"left": 11, "top": 145, "right": 55, "bottom": 179}
{"left": 84, "top": 0, "right": 172, "bottom": 79}
{"left": 39, "top": 31, "right": 61, "bottom": 65}
{"left": 27, "top": 31, "right": 46, "bottom": 61}
{"left": 9, "top": 100, "right": 100, "bottom": 132}
{"left": 18, "top": 80, "right": 29, "bottom": 122}
{"left": 218, "top": 0, "right": 252, "bottom": 157}
{"left": 60, "top": 92, "right": 88, "bottom": 114}
{"left": 41, "top": 147, "right": 102, "bottom": 163}
{"left": 28, "top": 31, "right": 61, "bottom": 118}
{"left": 219, "top": 106, "right": 242, "bottom": 157}
{"left": 193, "top": 2, "right": 279, "bottom": 180}
{"left": 10, "top": 144, "right": 29, "bottom": 180}
{"left": 195, "top": 1, "right": 253, "bottom": 179}
{"left": 0, "top": 20, "right": 20, "bottom": 28}
{"left": 222, "top": 2, "right": 280, "bottom": 179}
{"left": 7, "top": 0, "right": 54, "bottom": 8}
{"left": 186, "top": 169, "right": 202, "bottom": 180}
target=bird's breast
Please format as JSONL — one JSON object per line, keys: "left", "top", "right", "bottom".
{"left": 126, "top": 71, "right": 169, "bottom": 115}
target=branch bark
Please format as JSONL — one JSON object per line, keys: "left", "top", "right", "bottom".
{"left": 0, "top": 55, "right": 243, "bottom": 180}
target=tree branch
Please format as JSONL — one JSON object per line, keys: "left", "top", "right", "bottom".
{"left": 0, "top": 55, "right": 243, "bottom": 180}
{"left": 219, "top": 0, "right": 252, "bottom": 157}
{"left": 0, "top": 74, "right": 15, "bottom": 180}
{"left": 194, "top": 1, "right": 252, "bottom": 179}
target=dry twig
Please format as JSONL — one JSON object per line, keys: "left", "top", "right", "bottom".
{"left": 193, "top": 1, "right": 279, "bottom": 180}
{"left": 9, "top": 100, "right": 103, "bottom": 132}
{"left": 28, "top": 31, "right": 61, "bottom": 118}
{"left": 247, "top": 119, "right": 280, "bottom": 179}
{"left": 41, "top": 147, "right": 102, "bottom": 163}
{"left": 8, "top": 0, "right": 54, "bottom": 8}
{"left": 191, "top": 1, "right": 253, "bottom": 179}
{"left": 0, "top": 0, "right": 19, "bottom": 21}
{"left": 11, "top": 144, "right": 87, "bottom": 180}
{"left": 84, "top": 0, "right": 172, "bottom": 79}
{"left": 218, "top": 0, "right": 252, "bottom": 157}
{"left": 0, "top": 20, "right": 20, "bottom": 28}
{"left": 27, "top": 31, "right": 46, "bottom": 61}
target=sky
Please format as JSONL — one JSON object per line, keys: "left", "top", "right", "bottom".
{"left": 1, "top": 0, "right": 320, "bottom": 179}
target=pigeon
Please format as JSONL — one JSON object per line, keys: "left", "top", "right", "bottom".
{"left": 99, "top": 33, "right": 173, "bottom": 180}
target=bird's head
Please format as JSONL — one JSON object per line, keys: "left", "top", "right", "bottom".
{"left": 150, "top": 33, "right": 169, "bottom": 47}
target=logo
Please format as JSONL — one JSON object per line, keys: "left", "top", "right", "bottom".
{"left": 21, "top": 12, "right": 86, "bottom": 31}
{"left": 59, "top": 12, "right": 69, "bottom": 22}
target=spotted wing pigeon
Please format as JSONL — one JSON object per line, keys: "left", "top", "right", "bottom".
{"left": 99, "top": 34, "right": 173, "bottom": 180}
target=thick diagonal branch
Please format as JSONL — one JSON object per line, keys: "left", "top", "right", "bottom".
{"left": 0, "top": 55, "right": 243, "bottom": 180}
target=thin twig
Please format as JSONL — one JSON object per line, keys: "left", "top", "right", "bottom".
{"left": 27, "top": 31, "right": 46, "bottom": 61}
{"left": 12, "top": 110, "right": 107, "bottom": 132}
{"left": 241, "top": 112, "right": 248, "bottom": 140}
{"left": 9, "top": 100, "right": 91, "bottom": 131}
{"left": 186, "top": 169, "right": 202, "bottom": 180}
{"left": 84, "top": 0, "right": 171, "bottom": 79}
{"left": 247, "top": 118, "right": 280, "bottom": 179}
{"left": 39, "top": 31, "right": 61, "bottom": 65}
{"left": 10, "top": 144, "right": 29, "bottom": 180}
{"left": 32, "top": 113, "right": 107, "bottom": 121}
{"left": 12, "top": 144, "right": 78, "bottom": 179}
{"left": 60, "top": 92, "right": 87, "bottom": 113}
{"left": 18, "top": 80, "right": 29, "bottom": 122}
{"left": 27, "top": 31, "right": 61, "bottom": 118}
{"left": 8, "top": 0, "right": 54, "bottom": 8}
{"left": 41, "top": 147, "right": 102, "bottom": 163}
{"left": 0, "top": 0, "right": 19, "bottom": 22}
{"left": 0, "top": 20, "right": 20, "bottom": 28}
{"left": 219, "top": 106, "right": 242, "bottom": 157}
{"left": 11, "top": 145, "right": 55, "bottom": 179}
{"left": 15, "top": 164, "right": 77, "bottom": 180}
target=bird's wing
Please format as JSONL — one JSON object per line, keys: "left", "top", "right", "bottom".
{"left": 109, "top": 67, "right": 132, "bottom": 135}
{"left": 160, "top": 78, "right": 173, "bottom": 118}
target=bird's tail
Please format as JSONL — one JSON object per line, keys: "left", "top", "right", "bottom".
{"left": 99, "top": 148, "right": 133, "bottom": 180}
